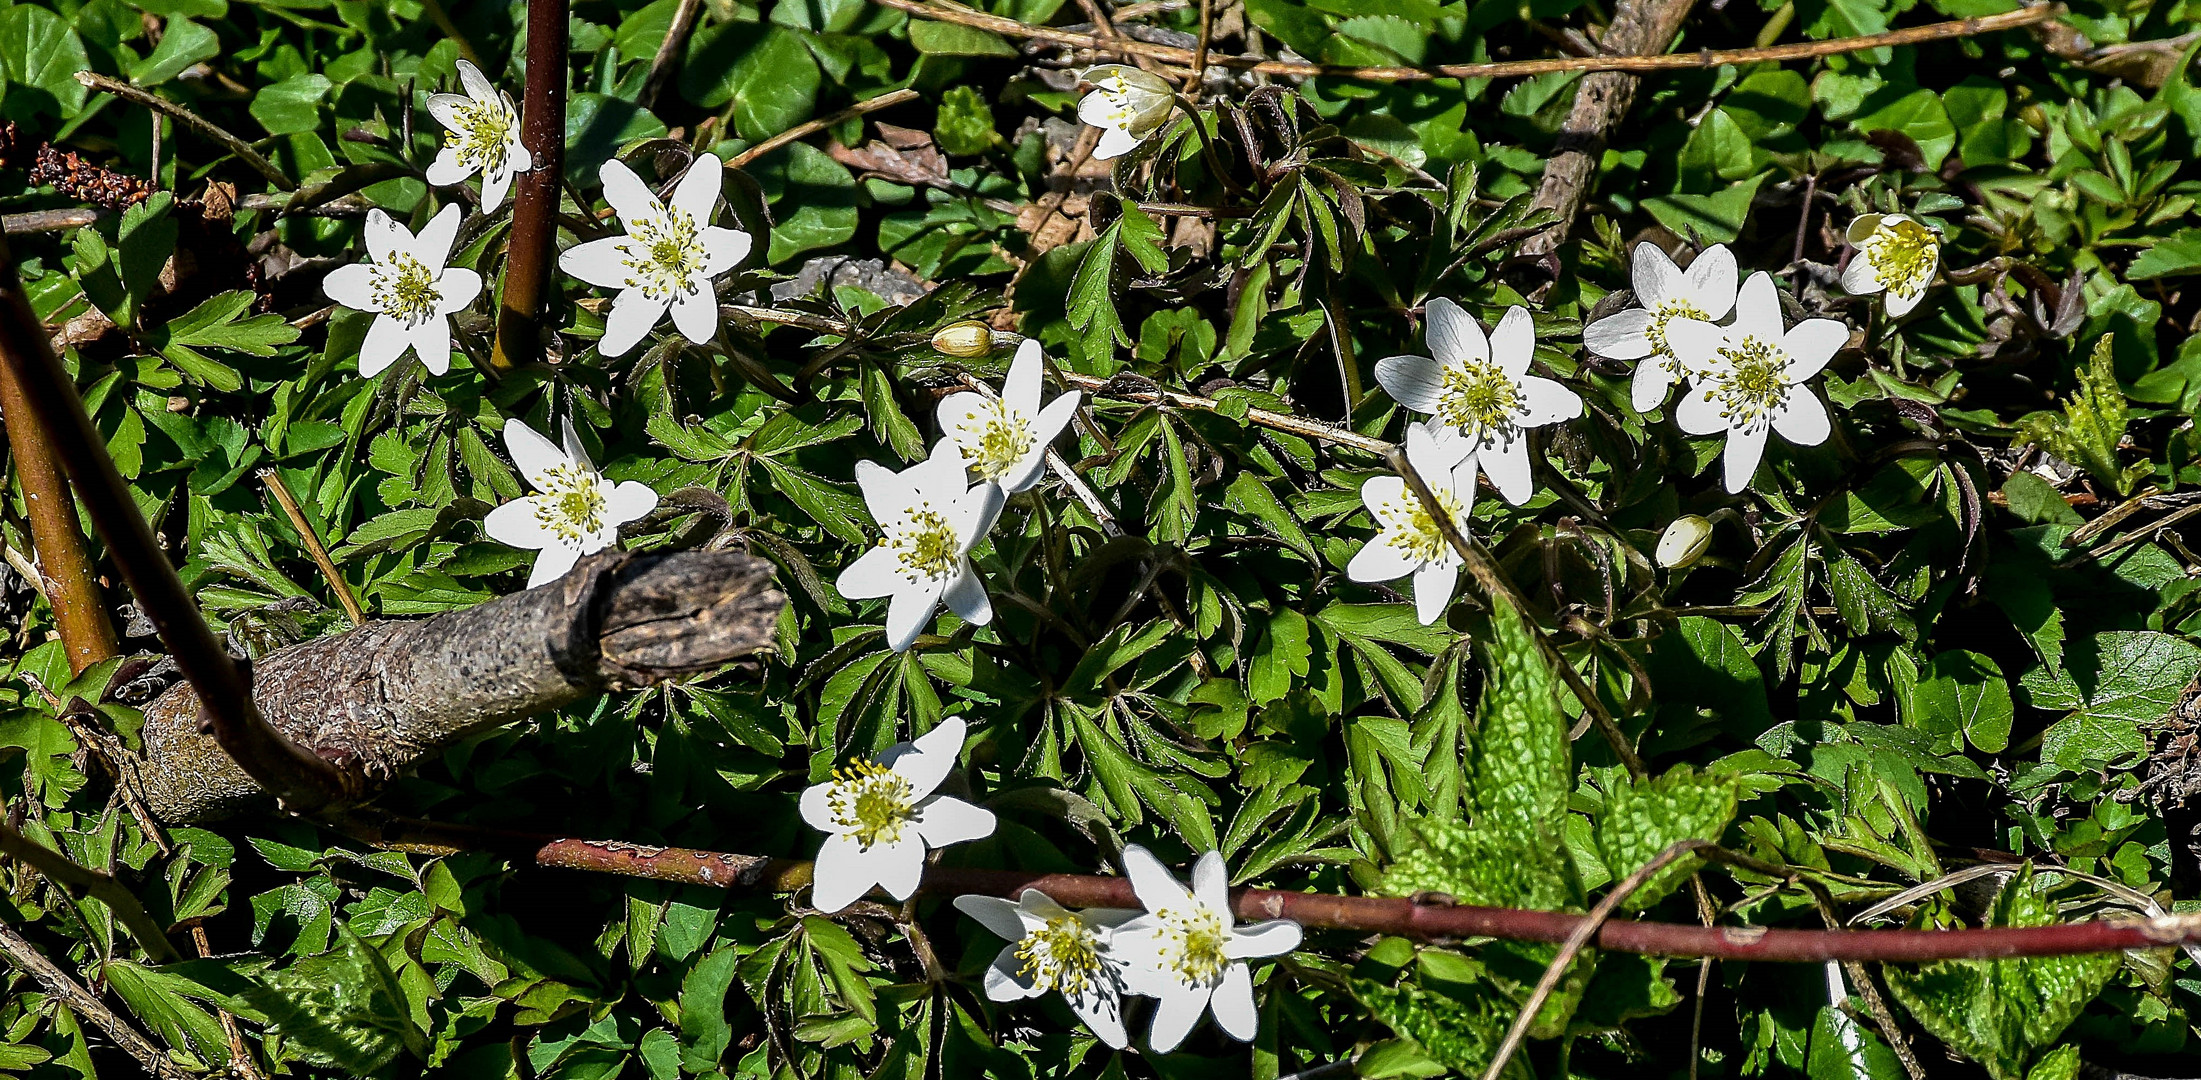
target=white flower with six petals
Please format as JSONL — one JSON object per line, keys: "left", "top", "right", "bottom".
{"left": 1666, "top": 272, "right": 1846, "bottom": 493}
{"left": 1111, "top": 846, "right": 1303, "bottom": 1053}
{"left": 938, "top": 339, "right": 1082, "bottom": 494}
{"left": 321, "top": 204, "right": 483, "bottom": 378}
{"left": 425, "top": 60, "right": 531, "bottom": 211}
{"left": 559, "top": 154, "right": 752, "bottom": 357}
{"left": 1077, "top": 65, "right": 1178, "bottom": 161}
{"left": 799, "top": 717, "right": 997, "bottom": 914}
{"left": 953, "top": 889, "right": 1139, "bottom": 1049}
{"left": 1348, "top": 423, "right": 1476, "bottom": 625}
{"left": 1840, "top": 213, "right": 1941, "bottom": 317}
{"left": 1374, "top": 299, "right": 1582, "bottom": 506}
{"left": 836, "top": 444, "right": 1006, "bottom": 653}
{"left": 1583, "top": 243, "right": 1740, "bottom": 412}
{"left": 482, "top": 418, "right": 661, "bottom": 587}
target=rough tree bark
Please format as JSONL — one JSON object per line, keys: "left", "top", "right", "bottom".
{"left": 1519, "top": 0, "right": 1700, "bottom": 265}
{"left": 129, "top": 550, "right": 784, "bottom": 823}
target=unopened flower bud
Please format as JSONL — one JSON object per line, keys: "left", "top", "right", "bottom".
{"left": 1656, "top": 515, "right": 1713, "bottom": 569}
{"left": 932, "top": 321, "right": 998, "bottom": 358}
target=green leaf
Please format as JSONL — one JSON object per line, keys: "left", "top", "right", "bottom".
{"left": 1593, "top": 765, "right": 1739, "bottom": 910}
{"left": 682, "top": 24, "right": 820, "bottom": 138}
{"left": 1853, "top": 89, "right": 1958, "bottom": 170}
{"left": 131, "top": 18, "right": 220, "bottom": 87}
{"left": 251, "top": 74, "right": 333, "bottom": 136}
{"left": 908, "top": 20, "right": 1018, "bottom": 56}
{"left": 1352, "top": 978, "right": 1524, "bottom": 1079}
{"left": 934, "top": 84, "right": 1001, "bottom": 156}
{"left": 1906, "top": 650, "right": 2014, "bottom": 754}
{"left": 1806, "top": 1005, "right": 1906, "bottom": 1080}
{"left": 102, "top": 960, "right": 233, "bottom": 1069}
{"left": 2128, "top": 227, "right": 2201, "bottom": 279}
{"left": 164, "top": 291, "right": 302, "bottom": 356}
{"left": 759, "top": 143, "right": 858, "bottom": 264}
{"left": 1642, "top": 172, "right": 1767, "bottom": 245}
{"left": 0, "top": 7, "right": 90, "bottom": 115}
{"left": 1467, "top": 596, "right": 1569, "bottom": 836}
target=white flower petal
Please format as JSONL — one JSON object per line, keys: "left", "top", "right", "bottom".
{"left": 1515, "top": 376, "right": 1581, "bottom": 428}
{"left": 1004, "top": 338, "right": 1044, "bottom": 414}
{"left": 1489, "top": 305, "right": 1536, "bottom": 377}
{"left": 894, "top": 716, "right": 967, "bottom": 791}
{"left": 941, "top": 564, "right": 992, "bottom": 625}
{"left": 1091, "top": 124, "right": 1142, "bottom": 160}
{"left": 410, "top": 319, "right": 452, "bottom": 376}
{"left": 810, "top": 832, "right": 877, "bottom": 913}
{"left": 1632, "top": 242, "right": 1683, "bottom": 307}
{"left": 698, "top": 226, "right": 752, "bottom": 277}
{"left": 414, "top": 203, "right": 463, "bottom": 269}
{"left": 869, "top": 836, "right": 927, "bottom": 901}
{"left": 1840, "top": 256, "right": 1883, "bottom": 297}
{"left": 480, "top": 163, "right": 514, "bottom": 213}
{"left": 502, "top": 418, "right": 572, "bottom": 490}
{"left": 1722, "top": 424, "right": 1771, "bottom": 494}
{"left": 1411, "top": 563, "right": 1457, "bottom": 625}
{"left": 1403, "top": 422, "right": 1467, "bottom": 485}
{"left": 1884, "top": 284, "right": 1925, "bottom": 317}
{"left": 671, "top": 153, "right": 724, "bottom": 224}
{"left": 1068, "top": 983, "right": 1131, "bottom": 1049}
{"left": 1226, "top": 919, "right": 1303, "bottom": 958}
{"left": 935, "top": 391, "right": 986, "bottom": 443}
{"left": 1583, "top": 308, "right": 1654, "bottom": 360}
{"left": 854, "top": 459, "right": 922, "bottom": 522}
{"left": 914, "top": 795, "right": 995, "bottom": 848}
{"left": 1783, "top": 319, "right": 1847, "bottom": 379}
{"left": 1685, "top": 244, "right": 1740, "bottom": 317}
{"left": 1631, "top": 356, "right": 1678, "bottom": 413}
{"left": 426, "top": 145, "right": 473, "bottom": 186}
{"left": 526, "top": 542, "right": 584, "bottom": 588}
{"left": 953, "top": 893, "right": 1034, "bottom": 941}
{"left": 600, "top": 289, "right": 667, "bottom": 358}
{"left": 598, "top": 157, "right": 663, "bottom": 227}
{"left": 456, "top": 59, "right": 498, "bottom": 103}
{"left": 984, "top": 946, "right": 1042, "bottom": 1001}
{"left": 1348, "top": 536, "right": 1419, "bottom": 585}
{"left": 362, "top": 208, "right": 409, "bottom": 265}
{"left": 1145, "top": 986, "right": 1211, "bottom": 1052}
{"left": 670, "top": 286, "right": 719, "bottom": 344}
{"left": 953, "top": 481, "right": 1006, "bottom": 555}
{"left": 1121, "top": 845, "right": 1189, "bottom": 915}
{"left": 426, "top": 93, "right": 472, "bottom": 133}
{"left": 1673, "top": 386, "right": 1728, "bottom": 436}
{"left": 1478, "top": 437, "right": 1535, "bottom": 506}
{"left": 1190, "top": 851, "right": 1231, "bottom": 917}
{"left": 799, "top": 781, "right": 841, "bottom": 834}
{"left": 603, "top": 480, "right": 659, "bottom": 527}
{"left": 1423, "top": 297, "right": 1488, "bottom": 368}
{"left": 1773, "top": 390, "right": 1831, "bottom": 447}
{"left": 321, "top": 263, "right": 378, "bottom": 312}
{"left": 435, "top": 268, "right": 484, "bottom": 314}
{"left": 1209, "top": 963, "right": 1258, "bottom": 1041}
{"left": 1374, "top": 354, "right": 1444, "bottom": 413}
{"left": 358, "top": 313, "right": 412, "bottom": 377}
{"left": 483, "top": 497, "right": 554, "bottom": 550}
{"left": 885, "top": 577, "right": 945, "bottom": 651}
{"left": 1663, "top": 318, "right": 1727, "bottom": 374}
{"left": 1732, "top": 272, "right": 1784, "bottom": 344}
{"left": 559, "top": 236, "right": 636, "bottom": 290}
{"left": 1846, "top": 213, "right": 1886, "bottom": 246}
{"left": 837, "top": 546, "right": 905, "bottom": 600}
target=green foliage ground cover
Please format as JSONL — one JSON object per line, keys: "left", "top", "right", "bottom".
{"left": 5, "top": 0, "right": 2201, "bottom": 1077}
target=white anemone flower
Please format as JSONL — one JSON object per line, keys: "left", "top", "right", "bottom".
{"left": 424, "top": 59, "right": 531, "bottom": 211}
{"left": 482, "top": 418, "right": 661, "bottom": 587}
{"left": 559, "top": 153, "right": 753, "bottom": 358}
{"left": 937, "top": 339, "right": 1082, "bottom": 494}
{"left": 836, "top": 443, "right": 1007, "bottom": 652}
{"left": 1374, "top": 300, "right": 1582, "bottom": 506}
{"left": 799, "top": 717, "right": 996, "bottom": 914}
{"left": 1078, "top": 65, "right": 1177, "bottom": 160}
{"left": 1841, "top": 213, "right": 1941, "bottom": 317}
{"left": 1348, "top": 423, "right": 1475, "bottom": 625}
{"left": 1666, "top": 272, "right": 1847, "bottom": 494}
{"left": 953, "top": 889, "right": 1139, "bottom": 1049}
{"left": 1583, "top": 243, "right": 1740, "bottom": 412}
{"left": 321, "top": 204, "right": 482, "bottom": 378}
{"left": 1111, "top": 846, "right": 1303, "bottom": 1053}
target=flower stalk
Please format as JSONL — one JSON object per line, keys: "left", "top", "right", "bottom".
{"left": 490, "top": 0, "right": 570, "bottom": 371}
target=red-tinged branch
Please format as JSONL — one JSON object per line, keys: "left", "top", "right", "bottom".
{"left": 491, "top": 0, "right": 570, "bottom": 371}
{"left": 0, "top": 233, "right": 357, "bottom": 814}
{"left": 350, "top": 815, "right": 2201, "bottom": 962}
{"left": 0, "top": 348, "right": 119, "bottom": 672}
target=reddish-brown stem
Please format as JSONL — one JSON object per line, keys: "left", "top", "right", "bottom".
{"left": 0, "top": 233, "right": 356, "bottom": 813}
{"left": 348, "top": 815, "right": 2201, "bottom": 961}
{"left": 0, "top": 351, "right": 119, "bottom": 672}
{"left": 490, "top": 0, "right": 570, "bottom": 372}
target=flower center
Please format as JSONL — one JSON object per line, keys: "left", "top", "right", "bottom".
{"left": 620, "top": 209, "right": 706, "bottom": 302}
{"left": 959, "top": 399, "right": 1035, "bottom": 482}
{"left": 1156, "top": 905, "right": 1230, "bottom": 988}
{"left": 888, "top": 509, "right": 961, "bottom": 582}
{"left": 1016, "top": 916, "right": 1105, "bottom": 996}
{"left": 1864, "top": 219, "right": 1938, "bottom": 296}
{"left": 1379, "top": 489, "right": 1465, "bottom": 567}
{"left": 1091, "top": 76, "right": 1139, "bottom": 129}
{"left": 454, "top": 100, "right": 513, "bottom": 172}
{"left": 530, "top": 463, "right": 609, "bottom": 544}
{"left": 825, "top": 760, "right": 918, "bottom": 850}
{"left": 1436, "top": 361, "right": 1522, "bottom": 438}
{"left": 1646, "top": 299, "right": 1709, "bottom": 368}
{"left": 371, "top": 254, "right": 443, "bottom": 327}
{"left": 1707, "top": 336, "right": 1790, "bottom": 428}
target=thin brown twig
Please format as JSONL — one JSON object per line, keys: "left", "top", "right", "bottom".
{"left": 867, "top": 0, "right": 2060, "bottom": 82}
{"left": 0, "top": 816, "right": 183, "bottom": 963}
{"left": 1189, "top": 0, "right": 1215, "bottom": 90}
{"left": 489, "top": 0, "right": 569, "bottom": 372}
{"left": 724, "top": 89, "right": 921, "bottom": 170}
{"left": 73, "top": 72, "right": 292, "bottom": 190}
{"left": 0, "top": 343, "right": 121, "bottom": 672}
{"left": 1480, "top": 840, "right": 1710, "bottom": 1080}
{"left": 259, "top": 469, "right": 366, "bottom": 626}
{"left": 641, "top": 0, "right": 706, "bottom": 110}
{"left": 0, "top": 208, "right": 110, "bottom": 234}
{"left": 0, "top": 921, "right": 195, "bottom": 1080}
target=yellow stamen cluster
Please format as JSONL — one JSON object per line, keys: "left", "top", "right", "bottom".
{"left": 452, "top": 99, "right": 514, "bottom": 173}
{"left": 530, "top": 463, "right": 609, "bottom": 544}
{"left": 887, "top": 508, "right": 961, "bottom": 582}
{"left": 371, "top": 253, "right": 443, "bottom": 327}
{"left": 1016, "top": 916, "right": 1105, "bottom": 996}
{"left": 1864, "top": 219, "right": 1938, "bottom": 296}
{"left": 825, "top": 760, "right": 917, "bottom": 850}
{"left": 1436, "top": 361, "right": 1522, "bottom": 438}
{"left": 619, "top": 209, "right": 707, "bottom": 301}
{"left": 1154, "top": 904, "right": 1230, "bottom": 987}
{"left": 957, "top": 400, "right": 1035, "bottom": 483}
{"left": 1705, "top": 337, "right": 1790, "bottom": 427}
{"left": 1376, "top": 488, "right": 1465, "bottom": 567}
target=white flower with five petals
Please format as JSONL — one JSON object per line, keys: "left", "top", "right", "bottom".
{"left": 1840, "top": 213, "right": 1940, "bottom": 317}
{"left": 1374, "top": 300, "right": 1582, "bottom": 506}
{"left": 938, "top": 339, "right": 1082, "bottom": 494}
{"left": 482, "top": 418, "right": 661, "bottom": 587}
{"left": 953, "top": 889, "right": 1139, "bottom": 1049}
{"left": 1111, "top": 846, "right": 1303, "bottom": 1053}
{"left": 799, "top": 717, "right": 997, "bottom": 914}
{"left": 1583, "top": 243, "right": 1740, "bottom": 411}
{"left": 1348, "top": 423, "right": 1475, "bottom": 625}
{"left": 424, "top": 60, "right": 531, "bottom": 211}
{"left": 559, "top": 154, "right": 752, "bottom": 357}
{"left": 836, "top": 444, "right": 1006, "bottom": 653}
{"left": 1077, "top": 65, "right": 1177, "bottom": 161}
{"left": 321, "top": 204, "right": 482, "bottom": 378}
{"left": 1666, "top": 272, "right": 1846, "bottom": 494}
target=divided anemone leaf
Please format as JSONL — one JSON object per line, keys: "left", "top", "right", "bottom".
{"left": 2016, "top": 334, "right": 2148, "bottom": 496}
